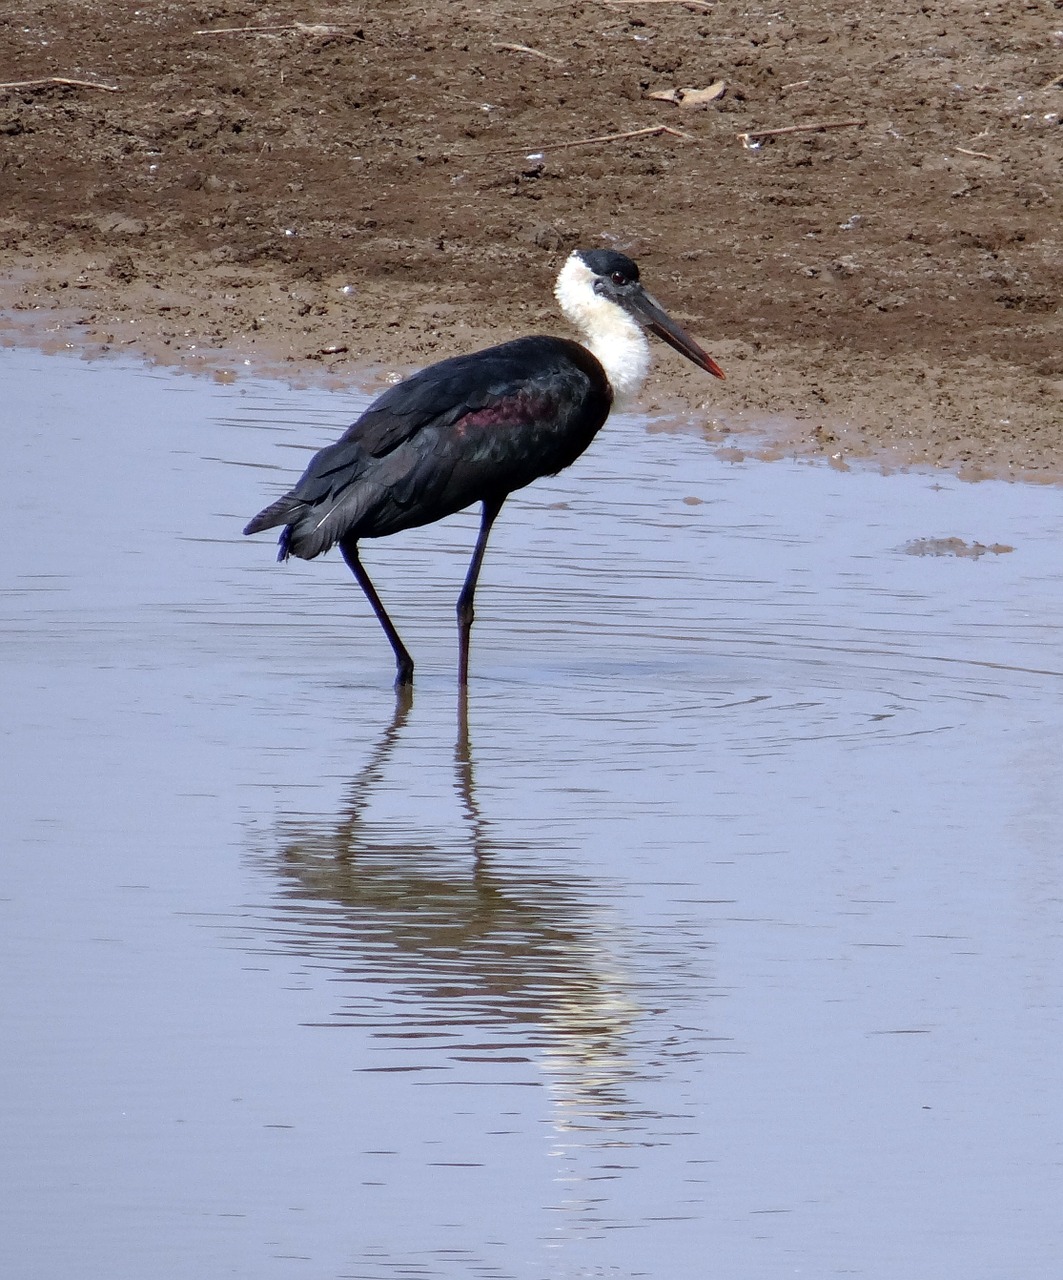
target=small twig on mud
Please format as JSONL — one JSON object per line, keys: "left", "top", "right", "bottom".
{"left": 491, "top": 124, "right": 693, "bottom": 154}
{"left": 491, "top": 42, "right": 565, "bottom": 64}
{"left": 0, "top": 75, "right": 120, "bottom": 93}
{"left": 781, "top": 79, "right": 811, "bottom": 92}
{"left": 737, "top": 118, "right": 866, "bottom": 146}
{"left": 193, "top": 22, "right": 347, "bottom": 36}
{"left": 1041, "top": 70, "right": 1063, "bottom": 89}
{"left": 603, "top": 0, "right": 714, "bottom": 10}
{"left": 955, "top": 146, "right": 999, "bottom": 161}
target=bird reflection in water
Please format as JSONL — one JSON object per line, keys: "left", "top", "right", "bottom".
{"left": 249, "top": 689, "right": 643, "bottom": 1128}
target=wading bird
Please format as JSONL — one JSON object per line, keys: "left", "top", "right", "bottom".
{"left": 244, "top": 249, "right": 725, "bottom": 687}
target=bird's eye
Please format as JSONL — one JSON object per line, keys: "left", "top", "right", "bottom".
{"left": 611, "top": 271, "right": 628, "bottom": 286}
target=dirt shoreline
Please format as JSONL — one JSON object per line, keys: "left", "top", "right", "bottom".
{"left": 2, "top": 1, "right": 1060, "bottom": 479}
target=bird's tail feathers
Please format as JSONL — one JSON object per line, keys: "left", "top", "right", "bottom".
{"left": 246, "top": 485, "right": 378, "bottom": 562}
{"left": 243, "top": 495, "right": 302, "bottom": 538}
{"left": 243, "top": 495, "right": 310, "bottom": 562}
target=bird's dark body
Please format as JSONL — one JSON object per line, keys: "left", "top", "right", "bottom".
{"left": 244, "top": 247, "right": 724, "bottom": 687}
{"left": 245, "top": 334, "right": 612, "bottom": 561}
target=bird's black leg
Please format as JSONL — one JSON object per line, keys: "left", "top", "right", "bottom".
{"left": 340, "top": 538, "right": 415, "bottom": 688}
{"left": 456, "top": 497, "right": 504, "bottom": 688}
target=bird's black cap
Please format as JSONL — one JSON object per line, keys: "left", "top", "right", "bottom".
{"left": 574, "top": 249, "right": 640, "bottom": 283}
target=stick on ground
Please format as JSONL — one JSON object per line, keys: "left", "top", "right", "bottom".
{"left": 737, "top": 119, "right": 866, "bottom": 146}
{"left": 193, "top": 23, "right": 346, "bottom": 36}
{"left": 491, "top": 42, "right": 565, "bottom": 63}
{"left": 493, "top": 124, "right": 693, "bottom": 154}
{"left": 603, "top": 0, "right": 714, "bottom": 9}
{"left": 0, "top": 76, "right": 120, "bottom": 92}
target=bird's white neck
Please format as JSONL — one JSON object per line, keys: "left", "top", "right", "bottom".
{"left": 554, "top": 253, "right": 651, "bottom": 407}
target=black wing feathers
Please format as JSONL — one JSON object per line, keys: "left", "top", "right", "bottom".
{"left": 243, "top": 336, "right": 611, "bottom": 560}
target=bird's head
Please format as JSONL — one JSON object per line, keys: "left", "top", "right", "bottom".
{"left": 556, "top": 249, "right": 725, "bottom": 382}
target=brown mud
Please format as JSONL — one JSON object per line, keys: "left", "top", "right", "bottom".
{"left": 1, "top": 1, "right": 1060, "bottom": 477}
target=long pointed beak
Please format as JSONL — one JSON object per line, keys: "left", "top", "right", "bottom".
{"left": 629, "top": 286, "right": 726, "bottom": 380}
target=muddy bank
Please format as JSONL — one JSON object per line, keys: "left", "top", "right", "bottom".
{"left": 1, "top": 1, "right": 1060, "bottom": 476}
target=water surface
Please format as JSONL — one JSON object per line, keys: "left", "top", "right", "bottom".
{"left": 3, "top": 346, "right": 1062, "bottom": 1279}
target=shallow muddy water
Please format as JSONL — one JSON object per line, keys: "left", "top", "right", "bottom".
{"left": 3, "top": 346, "right": 1062, "bottom": 1280}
